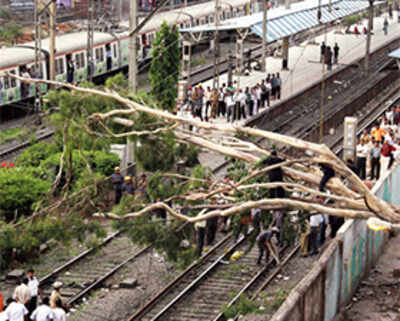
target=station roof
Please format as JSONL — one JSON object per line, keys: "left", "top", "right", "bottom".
{"left": 388, "top": 48, "right": 400, "bottom": 59}
{"left": 180, "top": 0, "right": 376, "bottom": 43}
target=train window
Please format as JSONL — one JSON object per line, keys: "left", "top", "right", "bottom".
{"left": 9, "top": 70, "right": 16, "bottom": 87}
{"left": 209, "top": 15, "right": 214, "bottom": 23}
{"left": 55, "top": 58, "right": 65, "bottom": 75}
{"left": 113, "top": 44, "right": 117, "bottom": 58}
{"left": 226, "top": 12, "right": 231, "bottom": 18}
{"left": 180, "top": 23, "right": 184, "bottom": 28}
{"left": 77, "top": 52, "right": 85, "bottom": 69}
{"left": 95, "top": 47, "right": 104, "bottom": 62}
{"left": 148, "top": 33, "right": 154, "bottom": 45}
{"left": 30, "top": 63, "right": 44, "bottom": 78}
{"left": 205, "top": 16, "right": 209, "bottom": 24}
{"left": 195, "top": 19, "right": 199, "bottom": 26}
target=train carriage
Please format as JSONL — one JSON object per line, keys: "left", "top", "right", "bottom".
{"left": 0, "top": 0, "right": 251, "bottom": 107}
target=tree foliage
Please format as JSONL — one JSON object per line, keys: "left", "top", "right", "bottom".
{"left": 0, "top": 22, "right": 22, "bottom": 44}
{"left": 149, "top": 21, "right": 180, "bottom": 112}
{"left": 0, "top": 168, "right": 50, "bottom": 221}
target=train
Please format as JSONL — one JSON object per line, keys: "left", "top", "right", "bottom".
{"left": 0, "top": 0, "right": 252, "bottom": 108}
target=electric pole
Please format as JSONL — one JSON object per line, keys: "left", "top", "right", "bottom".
{"left": 34, "top": 0, "right": 42, "bottom": 112}
{"left": 261, "top": 0, "right": 267, "bottom": 72}
{"left": 87, "top": 0, "right": 95, "bottom": 81}
{"left": 129, "top": 0, "right": 137, "bottom": 92}
{"left": 49, "top": 0, "right": 56, "bottom": 80}
{"left": 213, "top": 0, "right": 220, "bottom": 89}
{"left": 364, "top": 0, "right": 374, "bottom": 75}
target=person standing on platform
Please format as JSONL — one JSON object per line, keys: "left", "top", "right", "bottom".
{"left": 245, "top": 87, "right": 253, "bottom": 117}
{"left": 383, "top": 18, "right": 389, "bottom": 35}
{"left": 204, "top": 86, "right": 211, "bottom": 122}
{"left": 356, "top": 140, "right": 368, "bottom": 180}
{"left": 225, "top": 90, "right": 236, "bottom": 123}
{"left": 210, "top": 88, "right": 219, "bottom": 119}
{"left": 320, "top": 41, "right": 326, "bottom": 63}
{"left": 265, "top": 78, "right": 271, "bottom": 107}
{"left": 276, "top": 73, "right": 281, "bottom": 100}
{"left": 370, "top": 140, "right": 382, "bottom": 180}
{"left": 325, "top": 46, "right": 332, "bottom": 71}
{"left": 251, "top": 87, "right": 258, "bottom": 115}
{"left": 26, "top": 269, "right": 39, "bottom": 317}
{"left": 270, "top": 74, "right": 277, "bottom": 100}
{"left": 333, "top": 43, "right": 339, "bottom": 64}
{"left": 111, "top": 167, "right": 123, "bottom": 204}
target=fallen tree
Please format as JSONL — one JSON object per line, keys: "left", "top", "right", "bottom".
{"left": 3, "top": 72, "right": 400, "bottom": 231}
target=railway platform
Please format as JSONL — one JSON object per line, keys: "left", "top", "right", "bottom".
{"left": 196, "top": 12, "right": 400, "bottom": 174}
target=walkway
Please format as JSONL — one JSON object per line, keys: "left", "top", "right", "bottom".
{"left": 197, "top": 13, "right": 400, "bottom": 174}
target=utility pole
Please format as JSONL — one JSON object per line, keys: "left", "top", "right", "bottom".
{"left": 49, "top": 0, "right": 56, "bottom": 80}
{"left": 364, "top": 0, "right": 374, "bottom": 75}
{"left": 87, "top": 0, "right": 95, "bottom": 81}
{"left": 213, "top": 0, "right": 220, "bottom": 89}
{"left": 129, "top": 0, "right": 137, "bottom": 92}
{"left": 261, "top": 0, "right": 267, "bottom": 72}
{"left": 34, "top": 0, "right": 42, "bottom": 112}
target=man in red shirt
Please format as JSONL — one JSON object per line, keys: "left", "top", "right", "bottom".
{"left": 381, "top": 140, "right": 396, "bottom": 177}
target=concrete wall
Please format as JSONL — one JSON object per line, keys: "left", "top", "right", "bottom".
{"left": 271, "top": 165, "right": 400, "bottom": 321}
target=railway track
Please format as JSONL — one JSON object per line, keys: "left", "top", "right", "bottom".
{"left": 0, "top": 128, "right": 55, "bottom": 162}
{"left": 37, "top": 231, "right": 151, "bottom": 308}
{"left": 127, "top": 225, "right": 300, "bottom": 321}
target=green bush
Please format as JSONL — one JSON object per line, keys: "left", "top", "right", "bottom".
{"left": 0, "top": 168, "right": 50, "bottom": 221}
{"left": 17, "top": 142, "right": 60, "bottom": 167}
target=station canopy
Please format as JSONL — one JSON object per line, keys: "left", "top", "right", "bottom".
{"left": 179, "top": 0, "right": 377, "bottom": 43}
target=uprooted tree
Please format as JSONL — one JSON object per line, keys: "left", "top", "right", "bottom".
{"left": 4, "top": 73, "right": 400, "bottom": 236}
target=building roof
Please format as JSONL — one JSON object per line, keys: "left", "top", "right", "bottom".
{"left": 180, "top": 0, "right": 376, "bottom": 44}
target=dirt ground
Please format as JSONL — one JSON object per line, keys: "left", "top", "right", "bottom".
{"left": 337, "top": 232, "right": 400, "bottom": 321}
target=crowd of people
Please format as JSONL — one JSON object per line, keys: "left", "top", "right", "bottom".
{"left": 320, "top": 42, "right": 340, "bottom": 70}
{"left": 179, "top": 76, "right": 283, "bottom": 124}
{"left": 0, "top": 269, "right": 67, "bottom": 321}
{"left": 355, "top": 106, "right": 400, "bottom": 181}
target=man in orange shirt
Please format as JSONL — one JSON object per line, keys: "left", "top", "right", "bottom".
{"left": 371, "top": 124, "right": 386, "bottom": 143}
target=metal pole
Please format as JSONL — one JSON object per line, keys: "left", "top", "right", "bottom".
{"left": 34, "top": 0, "right": 42, "bottom": 112}
{"left": 129, "top": 0, "right": 137, "bottom": 92}
{"left": 49, "top": 0, "right": 56, "bottom": 80}
{"left": 364, "top": 0, "right": 374, "bottom": 75}
{"left": 261, "top": 0, "right": 267, "bottom": 72}
{"left": 213, "top": 0, "right": 220, "bottom": 89}
{"left": 87, "top": 0, "right": 95, "bottom": 81}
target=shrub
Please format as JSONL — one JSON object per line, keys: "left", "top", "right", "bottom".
{"left": 0, "top": 168, "right": 50, "bottom": 221}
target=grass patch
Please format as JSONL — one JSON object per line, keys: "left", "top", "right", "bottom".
{"left": 221, "top": 294, "right": 266, "bottom": 319}
{"left": 0, "top": 127, "right": 26, "bottom": 144}
{"left": 191, "top": 57, "right": 206, "bottom": 68}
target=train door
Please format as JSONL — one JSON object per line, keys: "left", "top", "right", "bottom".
{"left": 55, "top": 56, "right": 66, "bottom": 82}
{"left": 74, "top": 51, "right": 86, "bottom": 82}
{"left": 94, "top": 46, "right": 105, "bottom": 75}
{"left": 2, "top": 68, "right": 19, "bottom": 103}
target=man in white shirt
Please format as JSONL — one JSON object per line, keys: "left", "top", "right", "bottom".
{"left": 51, "top": 300, "right": 65, "bottom": 321}
{"left": 356, "top": 140, "right": 368, "bottom": 180}
{"left": 225, "top": 91, "right": 236, "bottom": 123}
{"left": 27, "top": 269, "right": 39, "bottom": 317}
{"left": 4, "top": 298, "right": 28, "bottom": 321}
{"left": 13, "top": 279, "right": 31, "bottom": 306}
{"left": 309, "top": 211, "right": 323, "bottom": 256}
{"left": 30, "top": 297, "right": 54, "bottom": 321}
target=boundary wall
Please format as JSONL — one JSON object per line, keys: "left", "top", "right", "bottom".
{"left": 271, "top": 164, "right": 400, "bottom": 321}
